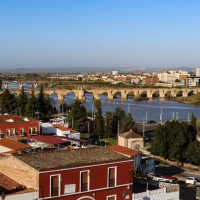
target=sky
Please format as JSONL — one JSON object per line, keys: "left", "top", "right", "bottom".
{"left": 1, "top": 0, "right": 200, "bottom": 69}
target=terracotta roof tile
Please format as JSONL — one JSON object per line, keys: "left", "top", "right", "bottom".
{"left": 107, "top": 145, "right": 142, "bottom": 157}
{"left": 119, "top": 129, "right": 143, "bottom": 139}
{"left": 7, "top": 188, "right": 38, "bottom": 195}
{"left": 0, "top": 172, "right": 26, "bottom": 194}
{"left": 52, "top": 124, "right": 69, "bottom": 131}
{"left": 0, "top": 138, "right": 31, "bottom": 151}
{"left": 0, "top": 115, "right": 38, "bottom": 124}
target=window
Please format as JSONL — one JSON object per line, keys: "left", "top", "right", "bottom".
{"left": 51, "top": 175, "right": 60, "bottom": 197}
{"left": 20, "top": 128, "right": 24, "bottom": 136}
{"left": 33, "top": 127, "right": 37, "bottom": 134}
{"left": 6, "top": 129, "right": 10, "bottom": 136}
{"left": 11, "top": 129, "right": 15, "bottom": 136}
{"left": 29, "top": 128, "right": 32, "bottom": 135}
{"left": 107, "top": 195, "right": 116, "bottom": 200}
{"left": 80, "top": 171, "right": 89, "bottom": 192}
{"left": 108, "top": 167, "right": 116, "bottom": 187}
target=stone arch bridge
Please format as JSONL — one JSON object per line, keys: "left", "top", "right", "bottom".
{"left": 1, "top": 87, "right": 199, "bottom": 100}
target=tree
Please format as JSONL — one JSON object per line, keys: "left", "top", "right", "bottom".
{"left": 112, "top": 106, "right": 125, "bottom": 135}
{"left": 68, "top": 99, "right": 87, "bottom": 130}
{"left": 121, "top": 113, "right": 136, "bottom": 133}
{"left": 94, "top": 100, "right": 104, "bottom": 139}
{"left": 186, "top": 140, "right": 200, "bottom": 170}
{"left": 17, "top": 86, "right": 27, "bottom": 116}
{"left": 36, "top": 86, "right": 52, "bottom": 121}
{"left": 190, "top": 113, "right": 196, "bottom": 130}
{"left": 104, "top": 111, "right": 113, "bottom": 138}
{"left": 0, "top": 79, "right": 2, "bottom": 91}
{"left": 0, "top": 89, "right": 17, "bottom": 114}
{"left": 174, "top": 78, "right": 180, "bottom": 82}
{"left": 25, "top": 90, "right": 37, "bottom": 118}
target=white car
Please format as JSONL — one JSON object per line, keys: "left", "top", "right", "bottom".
{"left": 186, "top": 177, "right": 199, "bottom": 185}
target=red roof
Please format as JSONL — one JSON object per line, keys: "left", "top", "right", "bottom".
{"left": 0, "top": 172, "right": 25, "bottom": 194}
{"left": 0, "top": 115, "right": 38, "bottom": 124}
{"left": 55, "top": 136, "right": 88, "bottom": 143}
{"left": 26, "top": 135, "right": 68, "bottom": 145}
{"left": 107, "top": 145, "right": 142, "bottom": 157}
{"left": 0, "top": 138, "right": 31, "bottom": 151}
{"left": 52, "top": 124, "right": 68, "bottom": 131}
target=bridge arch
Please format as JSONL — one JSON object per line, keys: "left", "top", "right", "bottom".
{"left": 127, "top": 91, "right": 134, "bottom": 99}
{"left": 188, "top": 90, "right": 194, "bottom": 96}
{"left": 85, "top": 92, "right": 94, "bottom": 100}
{"left": 64, "top": 92, "right": 76, "bottom": 101}
{"left": 152, "top": 90, "right": 159, "bottom": 98}
{"left": 176, "top": 90, "right": 183, "bottom": 97}
{"left": 113, "top": 91, "right": 121, "bottom": 98}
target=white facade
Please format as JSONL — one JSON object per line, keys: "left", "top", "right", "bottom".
{"left": 196, "top": 68, "right": 200, "bottom": 76}
{"left": 112, "top": 71, "right": 118, "bottom": 75}
{"left": 185, "top": 77, "right": 200, "bottom": 87}
{"left": 41, "top": 123, "right": 56, "bottom": 134}
{"left": 6, "top": 191, "right": 38, "bottom": 200}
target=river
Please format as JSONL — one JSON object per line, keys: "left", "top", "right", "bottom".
{"left": 5, "top": 83, "right": 200, "bottom": 122}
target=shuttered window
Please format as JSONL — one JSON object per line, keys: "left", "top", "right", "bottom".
{"left": 109, "top": 168, "right": 116, "bottom": 187}
{"left": 51, "top": 175, "right": 60, "bottom": 197}
{"left": 81, "top": 171, "right": 89, "bottom": 192}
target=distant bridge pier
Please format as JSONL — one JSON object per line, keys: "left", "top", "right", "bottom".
{"left": 121, "top": 91, "right": 127, "bottom": 99}
{"left": 3, "top": 82, "right": 8, "bottom": 89}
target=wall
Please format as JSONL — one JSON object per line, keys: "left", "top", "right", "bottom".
{"left": 0, "top": 121, "right": 39, "bottom": 137}
{"left": 140, "top": 158, "right": 155, "bottom": 174}
{"left": 39, "top": 159, "right": 133, "bottom": 200}
{"left": 69, "top": 133, "right": 80, "bottom": 139}
{"left": 0, "top": 156, "right": 38, "bottom": 189}
{"left": 128, "top": 138, "right": 143, "bottom": 150}
{"left": 6, "top": 191, "right": 38, "bottom": 200}
{"left": 118, "top": 136, "right": 124, "bottom": 147}
{"left": 41, "top": 123, "right": 56, "bottom": 134}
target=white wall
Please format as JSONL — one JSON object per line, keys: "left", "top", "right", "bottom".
{"left": 6, "top": 191, "right": 38, "bottom": 200}
{"left": 140, "top": 158, "right": 155, "bottom": 174}
{"left": 41, "top": 123, "right": 56, "bottom": 134}
{"left": 69, "top": 133, "right": 80, "bottom": 139}
{"left": 56, "top": 129, "right": 69, "bottom": 136}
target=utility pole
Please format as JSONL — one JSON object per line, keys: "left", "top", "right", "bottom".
{"left": 118, "top": 121, "right": 119, "bottom": 136}
{"left": 146, "top": 111, "right": 147, "bottom": 124}
{"left": 143, "top": 118, "right": 145, "bottom": 138}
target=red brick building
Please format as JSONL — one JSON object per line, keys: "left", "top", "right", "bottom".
{"left": 0, "top": 115, "right": 39, "bottom": 138}
{"left": 14, "top": 148, "right": 134, "bottom": 200}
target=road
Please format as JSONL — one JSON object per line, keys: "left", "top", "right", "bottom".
{"left": 155, "top": 165, "right": 200, "bottom": 200}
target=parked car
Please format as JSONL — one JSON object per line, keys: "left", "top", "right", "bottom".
{"left": 195, "top": 181, "right": 200, "bottom": 186}
{"left": 162, "top": 176, "right": 178, "bottom": 183}
{"left": 186, "top": 177, "right": 199, "bottom": 185}
{"left": 148, "top": 120, "right": 156, "bottom": 124}
{"left": 152, "top": 176, "right": 176, "bottom": 183}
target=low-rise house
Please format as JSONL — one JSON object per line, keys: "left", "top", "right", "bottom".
{"left": 107, "top": 144, "right": 142, "bottom": 171}
{"left": 118, "top": 129, "right": 144, "bottom": 151}
{"left": 0, "top": 138, "right": 31, "bottom": 153}
{"left": 0, "top": 114, "right": 39, "bottom": 138}
{"left": 0, "top": 148, "right": 133, "bottom": 200}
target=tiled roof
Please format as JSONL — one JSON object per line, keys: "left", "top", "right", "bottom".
{"left": 0, "top": 172, "right": 25, "bottom": 194}
{"left": 52, "top": 124, "right": 79, "bottom": 133}
{"left": 52, "top": 124, "right": 69, "bottom": 131}
{"left": 14, "top": 147, "right": 130, "bottom": 170}
{"left": 0, "top": 138, "right": 31, "bottom": 151}
{"left": 107, "top": 145, "right": 142, "bottom": 157}
{"left": 26, "top": 135, "right": 68, "bottom": 145}
{"left": 0, "top": 115, "right": 38, "bottom": 124}
{"left": 119, "top": 129, "right": 143, "bottom": 139}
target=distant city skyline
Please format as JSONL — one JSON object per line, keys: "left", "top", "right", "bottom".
{"left": 1, "top": 0, "right": 200, "bottom": 69}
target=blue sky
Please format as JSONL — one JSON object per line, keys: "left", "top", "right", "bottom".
{"left": 1, "top": 0, "right": 200, "bottom": 69}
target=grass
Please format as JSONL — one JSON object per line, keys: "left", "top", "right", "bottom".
{"left": 144, "top": 142, "right": 152, "bottom": 148}
{"left": 80, "top": 133, "right": 118, "bottom": 146}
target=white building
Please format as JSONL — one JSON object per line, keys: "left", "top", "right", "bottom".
{"left": 112, "top": 71, "right": 118, "bottom": 75}
{"left": 184, "top": 76, "right": 200, "bottom": 87}
{"left": 196, "top": 68, "right": 200, "bottom": 76}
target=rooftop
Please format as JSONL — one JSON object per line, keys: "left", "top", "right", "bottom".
{"left": 119, "top": 129, "right": 143, "bottom": 139}
{"left": 14, "top": 147, "right": 129, "bottom": 170}
{"left": 0, "top": 115, "right": 38, "bottom": 124}
{"left": 26, "top": 135, "right": 68, "bottom": 145}
{"left": 52, "top": 124, "right": 79, "bottom": 133}
{"left": 107, "top": 145, "right": 142, "bottom": 157}
{"left": 0, "top": 172, "right": 25, "bottom": 194}
{"left": 0, "top": 138, "right": 31, "bottom": 151}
